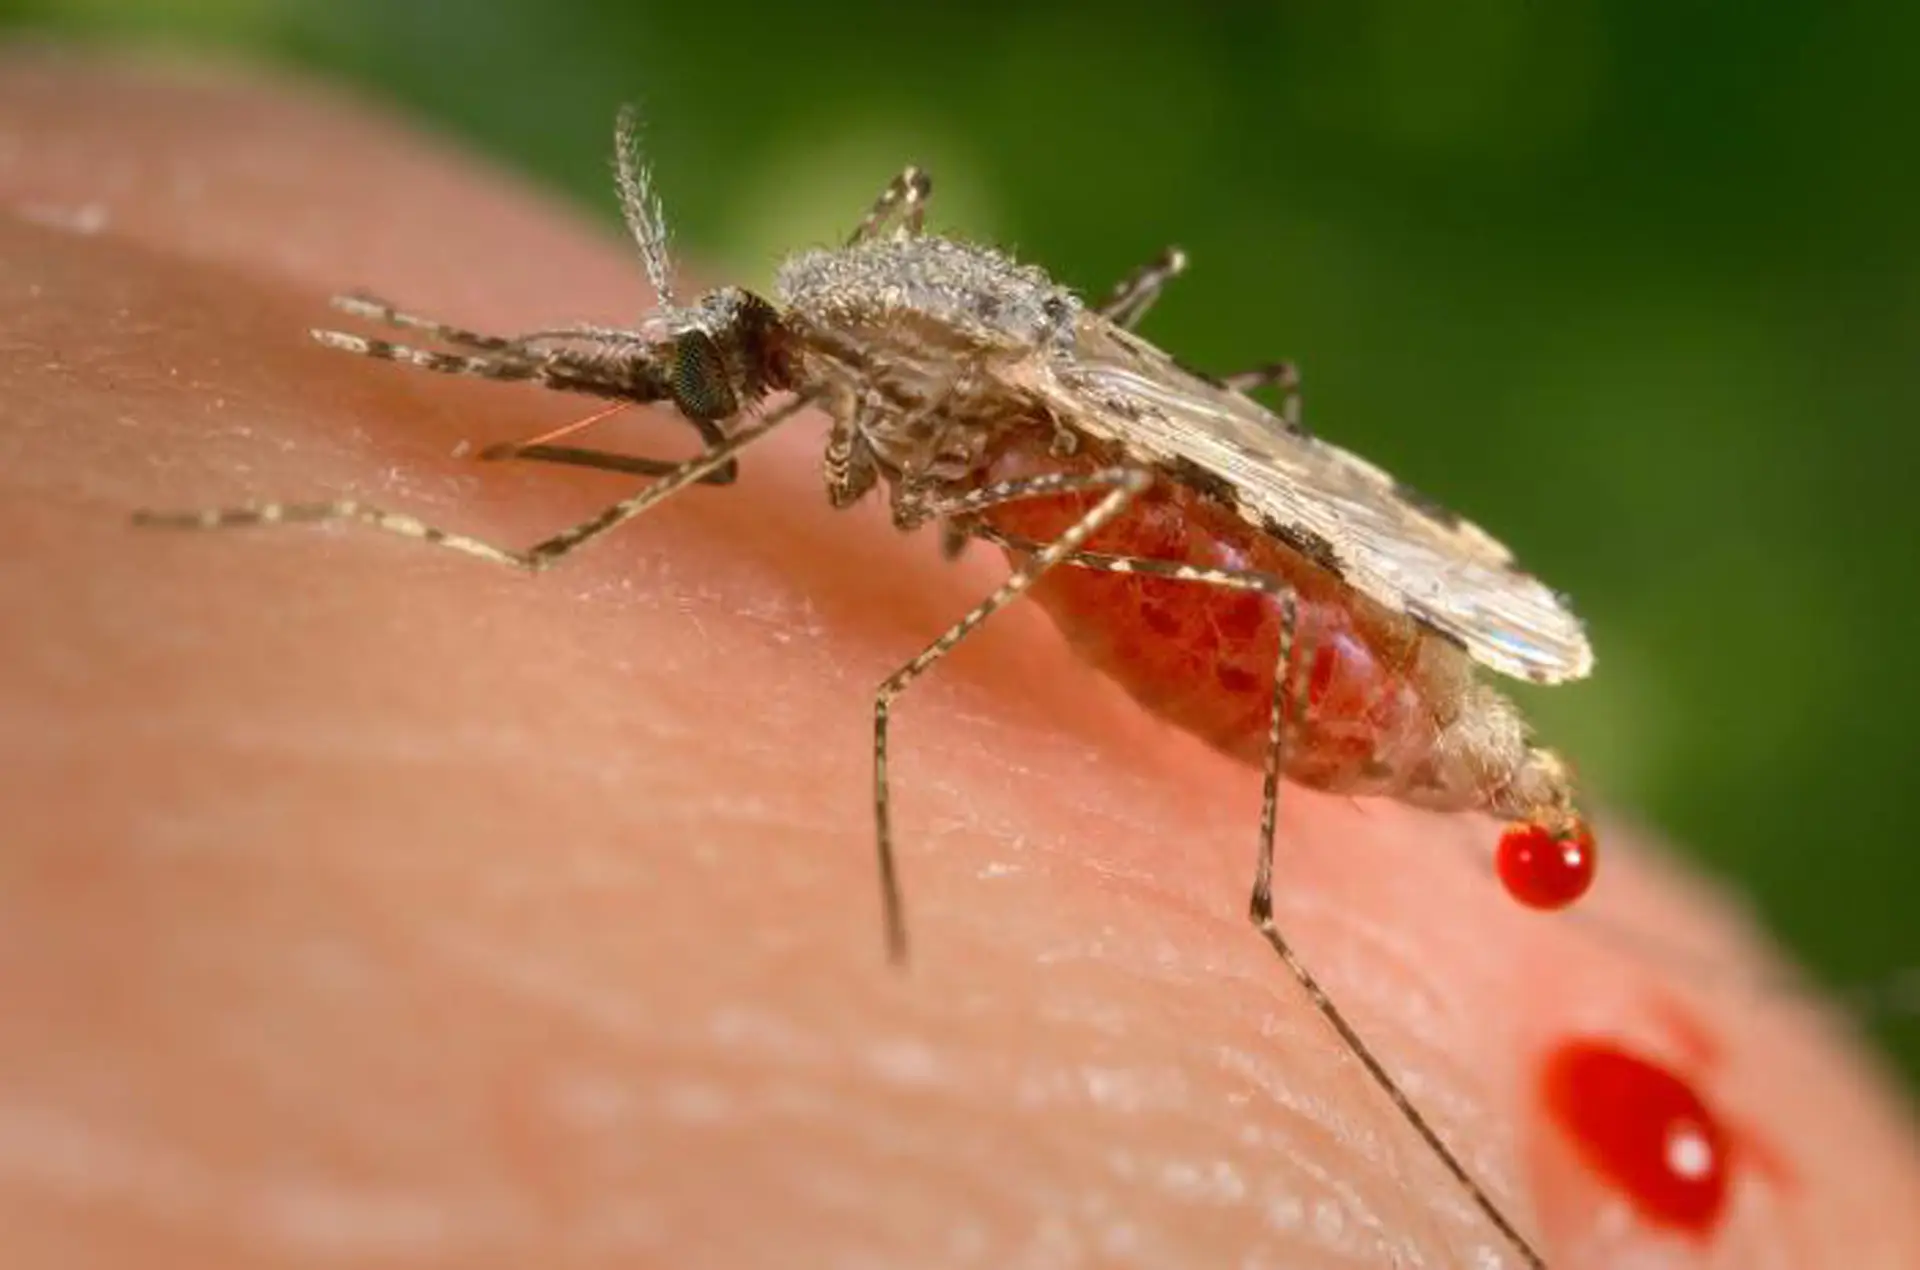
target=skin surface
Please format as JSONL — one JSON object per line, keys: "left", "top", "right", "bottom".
{"left": 2, "top": 49, "right": 1916, "bottom": 1270}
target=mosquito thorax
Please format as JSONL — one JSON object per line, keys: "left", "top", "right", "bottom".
{"left": 776, "top": 236, "right": 1082, "bottom": 359}
{"left": 767, "top": 237, "right": 1090, "bottom": 497}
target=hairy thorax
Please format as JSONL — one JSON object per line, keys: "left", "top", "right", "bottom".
{"left": 775, "top": 238, "right": 1080, "bottom": 486}
{"left": 777, "top": 236, "right": 1081, "bottom": 354}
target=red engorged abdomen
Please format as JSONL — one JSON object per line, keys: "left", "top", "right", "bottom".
{"left": 978, "top": 450, "right": 1454, "bottom": 799}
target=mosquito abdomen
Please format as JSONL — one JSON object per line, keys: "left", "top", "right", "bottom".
{"left": 976, "top": 445, "right": 1506, "bottom": 809}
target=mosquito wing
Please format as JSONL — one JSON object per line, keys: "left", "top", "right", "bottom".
{"left": 1008, "top": 317, "right": 1593, "bottom": 685}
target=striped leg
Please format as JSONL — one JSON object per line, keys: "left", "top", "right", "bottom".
{"left": 1220, "top": 361, "right": 1304, "bottom": 430}
{"left": 964, "top": 522, "right": 1546, "bottom": 1270}
{"left": 847, "top": 166, "right": 932, "bottom": 245}
{"left": 1098, "top": 246, "right": 1188, "bottom": 329}
{"left": 871, "top": 466, "right": 1152, "bottom": 964}
{"left": 131, "top": 396, "right": 809, "bottom": 569}
{"left": 1092, "top": 255, "right": 1305, "bottom": 429}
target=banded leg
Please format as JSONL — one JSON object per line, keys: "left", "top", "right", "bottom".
{"left": 131, "top": 395, "right": 811, "bottom": 568}
{"left": 873, "top": 465, "right": 1153, "bottom": 964}
{"left": 966, "top": 522, "right": 1547, "bottom": 1270}
{"left": 1221, "top": 360, "right": 1304, "bottom": 430}
{"left": 1098, "top": 246, "right": 1188, "bottom": 329}
{"left": 846, "top": 166, "right": 932, "bottom": 245}
{"left": 1092, "top": 253, "right": 1302, "bottom": 428}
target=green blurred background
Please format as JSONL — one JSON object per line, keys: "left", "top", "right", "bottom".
{"left": 6, "top": 1, "right": 1915, "bottom": 1088}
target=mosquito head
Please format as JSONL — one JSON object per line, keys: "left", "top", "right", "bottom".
{"left": 636, "top": 285, "right": 792, "bottom": 423}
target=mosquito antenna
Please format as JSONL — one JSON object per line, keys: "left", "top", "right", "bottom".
{"left": 613, "top": 103, "right": 675, "bottom": 307}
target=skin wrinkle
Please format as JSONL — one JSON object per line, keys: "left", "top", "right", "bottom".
{"left": 0, "top": 1104, "right": 529, "bottom": 1259}
{"left": 439, "top": 853, "right": 1451, "bottom": 1268}
{"left": 1, "top": 49, "right": 1917, "bottom": 1270}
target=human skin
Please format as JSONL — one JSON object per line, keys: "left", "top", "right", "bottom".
{"left": 1, "top": 49, "right": 1916, "bottom": 1270}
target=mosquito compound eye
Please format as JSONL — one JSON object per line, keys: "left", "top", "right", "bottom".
{"left": 670, "top": 330, "right": 739, "bottom": 421}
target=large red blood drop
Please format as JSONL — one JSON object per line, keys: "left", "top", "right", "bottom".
{"left": 1540, "top": 1039, "right": 1732, "bottom": 1237}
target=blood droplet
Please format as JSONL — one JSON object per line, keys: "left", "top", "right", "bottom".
{"left": 1497, "top": 820, "right": 1596, "bottom": 910}
{"left": 1540, "top": 1038, "right": 1732, "bottom": 1237}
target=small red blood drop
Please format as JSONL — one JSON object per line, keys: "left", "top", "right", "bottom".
{"left": 1540, "top": 1039, "right": 1732, "bottom": 1237}
{"left": 1496, "top": 821, "right": 1595, "bottom": 910}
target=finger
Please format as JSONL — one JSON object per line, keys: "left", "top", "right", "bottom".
{"left": 2, "top": 50, "right": 1914, "bottom": 1270}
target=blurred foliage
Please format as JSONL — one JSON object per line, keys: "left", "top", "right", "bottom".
{"left": 6, "top": 0, "right": 1916, "bottom": 1087}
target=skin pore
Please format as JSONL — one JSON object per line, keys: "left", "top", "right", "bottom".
{"left": 2, "top": 50, "right": 1915, "bottom": 1269}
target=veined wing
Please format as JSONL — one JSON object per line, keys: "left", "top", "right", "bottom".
{"left": 1009, "top": 317, "right": 1593, "bottom": 685}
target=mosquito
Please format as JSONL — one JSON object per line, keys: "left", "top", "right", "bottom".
{"left": 134, "top": 105, "right": 1598, "bottom": 1268}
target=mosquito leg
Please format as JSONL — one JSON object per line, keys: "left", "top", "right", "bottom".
{"left": 967, "top": 520, "right": 1546, "bottom": 1270}
{"left": 1217, "top": 361, "right": 1297, "bottom": 394}
{"left": 1093, "top": 251, "right": 1302, "bottom": 427}
{"left": 1243, "top": 666, "right": 1546, "bottom": 1266}
{"left": 1092, "top": 251, "right": 1304, "bottom": 427}
{"left": 131, "top": 395, "right": 809, "bottom": 568}
{"left": 1250, "top": 899, "right": 1549, "bottom": 1265}
{"left": 870, "top": 466, "right": 1152, "bottom": 962}
{"left": 846, "top": 166, "right": 933, "bottom": 245}
{"left": 1220, "top": 360, "right": 1305, "bottom": 430}
{"left": 1097, "top": 246, "right": 1188, "bottom": 329}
